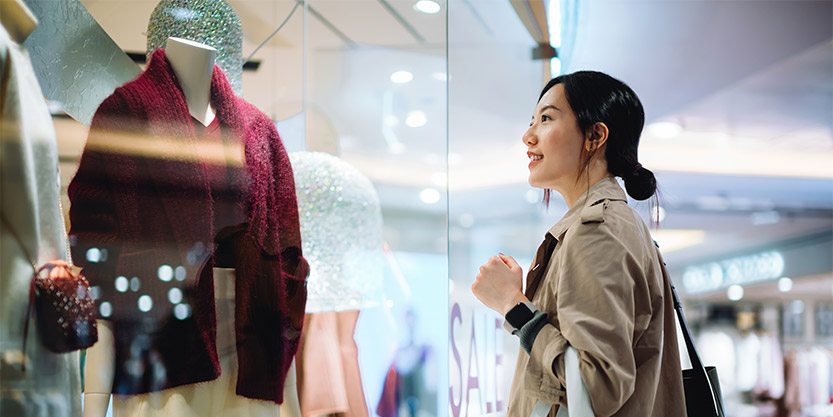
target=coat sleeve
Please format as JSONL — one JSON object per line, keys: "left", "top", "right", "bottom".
{"left": 528, "top": 222, "right": 641, "bottom": 417}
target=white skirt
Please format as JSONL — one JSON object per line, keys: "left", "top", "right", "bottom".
{"left": 113, "top": 268, "right": 280, "bottom": 417}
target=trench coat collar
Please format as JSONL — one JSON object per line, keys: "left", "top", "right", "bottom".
{"left": 546, "top": 176, "right": 627, "bottom": 240}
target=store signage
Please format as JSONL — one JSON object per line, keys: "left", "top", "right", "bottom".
{"left": 682, "top": 250, "right": 785, "bottom": 293}
{"left": 449, "top": 302, "right": 507, "bottom": 417}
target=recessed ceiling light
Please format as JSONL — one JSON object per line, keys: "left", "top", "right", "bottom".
{"left": 432, "top": 72, "right": 447, "bottom": 81}
{"left": 414, "top": 0, "right": 441, "bottom": 14}
{"left": 550, "top": 57, "right": 562, "bottom": 77}
{"left": 645, "top": 121, "right": 683, "bottom": 139}
{"left": 652, "top": 205, "right": 667, "bottom": 223}
{"left": 777, "top": 277, "right": 793, "bottom": 292}
{"left": 420, "top": 188, "right": 441, "bottom": 204}
{"left": 390, "top": 70, "right": 413, "bottom": 83}
{"left": 405, "top": 111, "right": 427, "bottom": 127}
{"left": 459, "top": 213, "right": 474, "bottom": 228}
{"left": 727, "top": 285, "right": 744, "bottom": 301}
{"left": 526, "top": 189, "right": 539, "bottom": 204}
{"left": 389, "top": 142, "right": 405, "bottom": 154}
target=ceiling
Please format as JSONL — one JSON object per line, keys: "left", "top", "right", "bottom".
{"left": 62, "top": 0, "right": 832, "bottom": 301}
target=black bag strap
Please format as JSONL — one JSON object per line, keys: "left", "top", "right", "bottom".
{"left": 654, "top": 243, "right": 720, "bottom": 416}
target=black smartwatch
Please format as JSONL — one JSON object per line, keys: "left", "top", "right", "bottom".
{"left": 503, "top": 302, "right": 538, "bottom": 335}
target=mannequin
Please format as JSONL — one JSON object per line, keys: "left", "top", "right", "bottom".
{"left": 164, "top": 37, "right": 215, "bottom": 126}
{"left": 1, "top": 0, "right": 82, "bottom": 416}
{"left": 81, "top": 37, "right": 301, "bottom": 417}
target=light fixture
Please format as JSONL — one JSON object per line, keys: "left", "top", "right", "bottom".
{"left": 99, "top": 302, "right": 113, "bottom": 318}
{"left": 405, "top": 110, "right": 427, "bottom": 127}
{"left": 389, "top": 142, "right": 405, "bottom": 154}
{"left": 650, "top": 229, "right": 706, "bottom": 253}
{"left": 419, "top": 188, "right": 441, "bottom": 204}
{"left": 432, "top": 72, "right": 447, "bottom": 81}
{"left": 414, "top": 0, "right": 441, "bottom": 14}
{"left": 727, "top": 285, "right": 744, "bottom": 301}
{"left": 777, "top": 277, "right": 793, "bottom": 292}
{"left": 645, "top": 121, "right": 683, "bottom": 139}
{"left": 526, "top": 189, "right": 539, "bottom": 204}
{"left": 652, "top": 206, "right": 667, "bottom": 223}
{"left": 138, "top": 295, "right": 153, "bottom": 312}
{"left": 115, "top": 276, "right": 129, "bottom": 293}
{"left": 168, "top": 287, "right": 184, "bottom": 304}
{"left": 459, "top": 213, "right": 474, "bottom": 228}
{"left": 390, "top": 70, "right": 413, "bottom": 84}
{"left": 550, "top": 57, "right": 562, "bottom": 78}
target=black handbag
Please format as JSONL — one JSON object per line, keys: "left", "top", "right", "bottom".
{"left": 658, "top": 245, "right": 726, "bottom": 417}
{"left": 654, "top": 245, "right": 726, "bottom": 417}
{"left": 1, "top": 215, "right": 98, "bottom": 371}
{"left": 670, "top": 283, "right": 726, "bottom": 417}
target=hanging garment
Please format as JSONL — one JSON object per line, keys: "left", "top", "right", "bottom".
{"left": 751, "top": 333, "right": 784, "bottom": 400}
{"left": 0, "top": 15, "right": 82, "bottom": 417}
{"left": 68, "top": 48, "right": 309, "bottom": 403}
{"left": 296, "top": 311, "right": 368, "bottom": 417}
{"left": 735, "top": 332, "right": 760, "bottom": 392}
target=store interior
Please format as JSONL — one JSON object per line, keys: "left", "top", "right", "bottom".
{"left": 3, "top": 0, "right": 831, "bottom": 416}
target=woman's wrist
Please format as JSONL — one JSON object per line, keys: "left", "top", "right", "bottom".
{"left": 502, "top": 292, "right": 531, "bottom": 316}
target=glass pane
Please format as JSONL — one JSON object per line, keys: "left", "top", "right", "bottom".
{"left": 448, "top": 1, "right": 545, "bottom": 415}
{"left": 303, "top": 1, "right": 448, "bottom": 416}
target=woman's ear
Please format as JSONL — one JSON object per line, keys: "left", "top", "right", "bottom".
{"left": 584, "top": 122, "right": 610, "bottom": 152}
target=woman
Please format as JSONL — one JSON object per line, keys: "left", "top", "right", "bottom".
{"left": 472, "top": 71, "right": 687, "bottom": 416}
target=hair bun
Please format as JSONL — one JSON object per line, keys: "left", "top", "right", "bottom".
{"left": 624, "top": 165, "right": 656, "bottom": 200}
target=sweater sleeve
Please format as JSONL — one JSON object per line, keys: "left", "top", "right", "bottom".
{"left": 267, "top": 120, "right": 309, "bottom": 331}
{"left": 67, "top": 95, "right": 127, "bottom": 313}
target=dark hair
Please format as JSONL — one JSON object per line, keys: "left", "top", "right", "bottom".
{"left": 538, "top": 71, "right": 657, "bottom": 201}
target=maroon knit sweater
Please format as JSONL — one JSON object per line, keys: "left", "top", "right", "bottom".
{"left": 67, "top": 49, "right": 309, "bottom": 403}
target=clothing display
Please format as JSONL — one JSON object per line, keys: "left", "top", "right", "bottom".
{"left": 0, "top": 3, "right": 82, "bottom": 415}
{"left": 68, "top": 48, "right": 308, "bottom": 403}
{"left": 296, "top": 310, "right": 368, "bottom": 417}
{"left": 751, "top": 333, "right": 785, "bottom": 400}
{"left": 507, "top": 177, "right": 686, "bottom": 417}
{"left": 289, "top": 151, "right": 384, "bottom": 313}
{"left": 290, "top": 152, "right": 385, "bottom": 416}
{"left": 783, "top": 348, "right": 833, "bottom": 414}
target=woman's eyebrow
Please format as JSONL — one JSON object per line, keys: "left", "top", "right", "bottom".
{"left": 540, "top": 104, "right": 561, "bottom": 113}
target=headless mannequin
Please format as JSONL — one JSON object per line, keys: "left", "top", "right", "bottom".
{"left": 1, "top": 0, "right": 73, "bottom": 283}
{"left": 82, "top": 37, "right": 300, "bottom": 417}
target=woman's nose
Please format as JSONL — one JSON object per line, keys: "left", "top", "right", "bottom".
{"left": 523, "top": 127, "right": 536, "bottom": 146}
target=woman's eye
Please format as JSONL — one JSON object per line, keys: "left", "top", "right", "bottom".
{"left": 541, "top": 115, "right": 552, "bottom": 122}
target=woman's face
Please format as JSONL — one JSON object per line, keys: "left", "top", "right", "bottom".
{"left": 522, "top": 84, "right": 585, "bottom": 191}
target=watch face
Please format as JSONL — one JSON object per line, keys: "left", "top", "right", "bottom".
{"left": 506, "top": 303, "right": 535, "bottom": 329}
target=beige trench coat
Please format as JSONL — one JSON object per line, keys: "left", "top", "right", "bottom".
{"left": 507, "top": 177, "right": 686, "bottom": 417}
